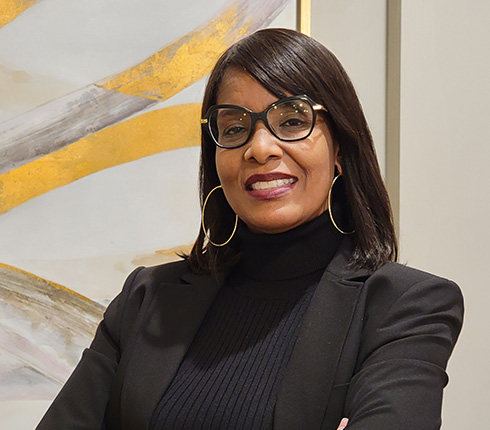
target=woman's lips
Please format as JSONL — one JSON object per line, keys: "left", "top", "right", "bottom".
{"left": 245, "top": 173, "right": 297, "bottom": 200}
{"left": 250, "top": 177, "right": 296, "bottom": 190}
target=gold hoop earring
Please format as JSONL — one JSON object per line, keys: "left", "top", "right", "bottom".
{"left": 328, "top": 175, "right": 355, "bottom": 235}
{"left": 201, "top": 185, "right": 238, "bottom": 247}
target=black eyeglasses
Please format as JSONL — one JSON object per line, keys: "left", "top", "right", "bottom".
{"left": 200, "top": 95, "right": 327, "bottom": 149}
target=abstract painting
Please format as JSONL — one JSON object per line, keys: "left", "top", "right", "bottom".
{"left": 0, "top": 0, "right": 297, "bottom": 427}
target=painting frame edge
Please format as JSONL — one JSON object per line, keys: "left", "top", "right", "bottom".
{"left": 297, "top": 0, "right": 311, "bottom": 35}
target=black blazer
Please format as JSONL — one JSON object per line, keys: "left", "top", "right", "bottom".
{"left": 37, "top": 238, "right": 463, "bottom": 430}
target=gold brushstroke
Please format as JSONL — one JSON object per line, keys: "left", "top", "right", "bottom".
{"left": 0, "top": 261, "right": 91, "bottom": 302}
{"left": 0, "top": 1, "right": 288, "bottom": 212}
{"left": 155, "top": 245, "right": 193, "bottom": 257}
{"left": 0, "top": 0, "right": 38, "bottom": 28}
{"left": 0, "top": 261, "right": 105, "bottom": 390}
{"left": 99, "top": 3, "right": 249, "bottom": 101}
{"left": 131, "top": 244, "right": 193, "bottom": 267}
{"left": 0, "top": 103, "right": 201, "bottom": 214}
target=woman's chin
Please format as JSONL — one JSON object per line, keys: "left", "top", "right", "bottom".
{"left": 244, "top": 215, "right": 308, "bottom": 235}
{"left": 246, "top": 205, "right": 333, "bottom": 234}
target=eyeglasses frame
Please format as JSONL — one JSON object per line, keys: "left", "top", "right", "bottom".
{"left": 200, "top": 94, "right": 328, "bottom": 149}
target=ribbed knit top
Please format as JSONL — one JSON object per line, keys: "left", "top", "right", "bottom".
{"left": 150, "top": 211, "right": 342, "bottom": 430}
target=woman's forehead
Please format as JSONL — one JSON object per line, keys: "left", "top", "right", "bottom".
{"left": 216, "top": 68, "right": 290, "bottom": 108}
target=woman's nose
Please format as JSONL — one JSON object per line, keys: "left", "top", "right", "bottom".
{"left": 243, "top": 122, "right": 283, "bottom": 164}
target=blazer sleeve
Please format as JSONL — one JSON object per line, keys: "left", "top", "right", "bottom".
{"left": 343, "top": 271, "right": 464, "bottom": 429}
{"left": 36, "top": 266, "right": 145, "bottom": 430}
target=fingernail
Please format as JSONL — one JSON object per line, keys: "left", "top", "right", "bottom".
{"left": 339, "top": 417, "right": 349, "bottom": 429}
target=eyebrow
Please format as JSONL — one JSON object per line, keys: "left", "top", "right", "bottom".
{"left": 217, "top": 109, "right": 249, "bottom": 118}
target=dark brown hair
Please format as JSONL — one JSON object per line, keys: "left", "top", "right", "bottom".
{"left": 186, "top": 28, "right": 397, "bottom": 273}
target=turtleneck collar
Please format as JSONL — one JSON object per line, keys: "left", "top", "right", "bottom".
{"left": 234, "top": 210, "right": 343, "bottom": 282}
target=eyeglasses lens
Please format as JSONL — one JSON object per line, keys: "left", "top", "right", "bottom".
{"left": 209, "top": 98, "right": 315, "bottom": 148}
{"left": 211, "top": 108, "right": 251, "bottom": 148}
{"left": 268, "top": 100, "right": 314, "bottom": 141}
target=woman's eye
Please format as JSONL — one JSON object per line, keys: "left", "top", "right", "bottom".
{"left": 223, "top": 125, "right": 247, "bottom": 136}
{"left": 279, "top": 115, "right": 311, "bottom": 129}
{"left": 281, "top": 117, "right": 305, "bottom": 127}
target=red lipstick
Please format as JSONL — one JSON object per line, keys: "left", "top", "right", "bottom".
{"left": 245, "top": 172, "right": 297, "bottom": 200}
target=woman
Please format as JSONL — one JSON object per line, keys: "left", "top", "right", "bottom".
{"left": 37, "top": 29, "right": 463, "bottom": 429}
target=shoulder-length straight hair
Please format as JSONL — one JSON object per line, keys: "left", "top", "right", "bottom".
{"left": 186, "top": 28, "right": 397, "bottom": 273}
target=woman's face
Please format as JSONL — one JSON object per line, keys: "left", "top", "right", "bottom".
{"left": 214, "top": 68, "right": 340, "bottom": 234}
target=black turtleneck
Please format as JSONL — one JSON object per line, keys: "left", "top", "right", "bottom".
{"left": 151, "top": 211, "right": 342, "bottom": 430}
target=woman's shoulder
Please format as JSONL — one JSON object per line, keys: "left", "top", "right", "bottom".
{"left": 107, "top": 259, "right": 192, "bottom": 317}
{"left": 99, "top": 260, "right": 196, "bottom": 347}
{"left": 372, "top": 260, "right": 457, "bottom": 286}
{"left": 115, "top": 259, "right": 222, "bottom": 311}
{"left": 127, "top": 259, "right": 191, "bottom": 287}
{"left": 362, "top": 261, "right": 463, "bottom": 312}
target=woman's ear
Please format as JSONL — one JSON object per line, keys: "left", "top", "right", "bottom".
{"left": 335, "top": 162, "right": 342, "bottom": 176}
{"left": 334, "top": 144, "right": 343, "bottom": 175}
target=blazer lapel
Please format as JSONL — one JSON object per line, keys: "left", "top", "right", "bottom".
{"left": 274, "top": 238, "right": 370, "bottom": 429}
{"left": 120, "top": 270, "right": 226, "bottom": 429}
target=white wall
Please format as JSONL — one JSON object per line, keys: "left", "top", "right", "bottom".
{"left": 399, "top": 1, "right": 490, "bottom": 428}
{"left": 313, "top": 1, "right": 490, "bottom": 428}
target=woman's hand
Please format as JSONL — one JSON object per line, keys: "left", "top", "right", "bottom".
{"left": 337, "top": 417, "right": 349, "bottom": 429}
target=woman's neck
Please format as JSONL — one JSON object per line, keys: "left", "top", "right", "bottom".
{"left": 234, "top": 210, "right": 343, "bottom": 282}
